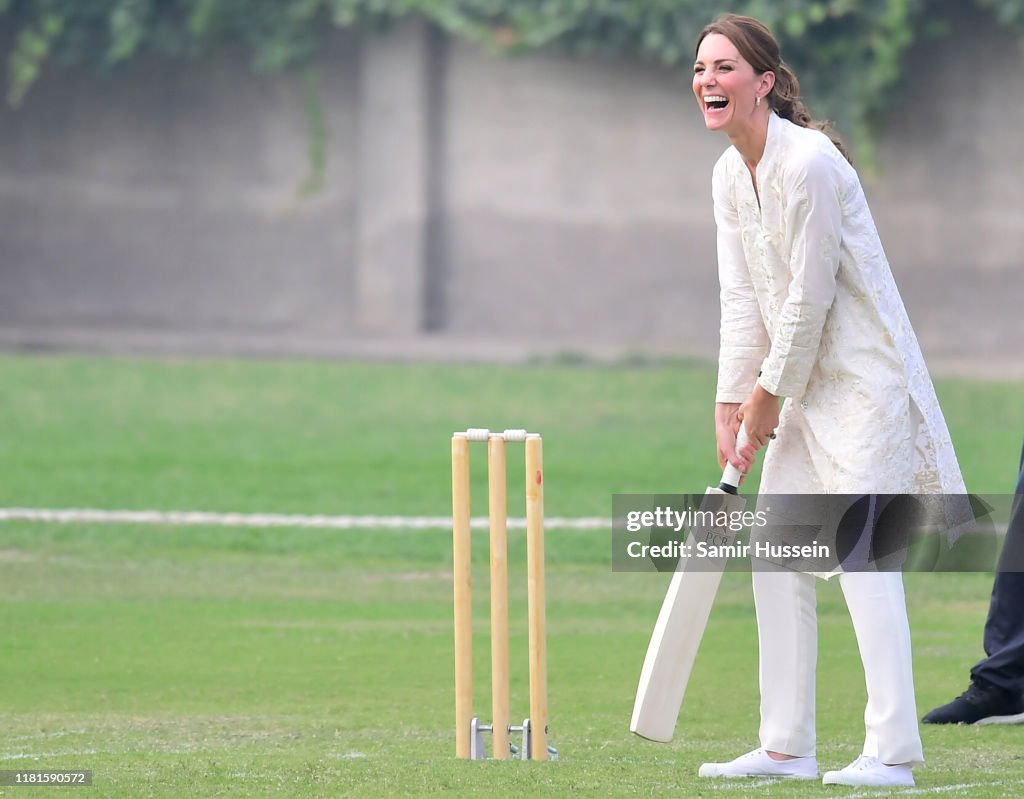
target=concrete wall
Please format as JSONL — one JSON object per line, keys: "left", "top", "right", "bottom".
{"left": 441, "top": 40, "right": 723, "bottom": 355}
{"left": 0, "top": 15, "right": 1020, "bottom": 371}
{"left": 0, "top": 32, "right": 361, "bottom": 344}
{"left": 869, "top": 9, "right": 1024, "bottom": 367}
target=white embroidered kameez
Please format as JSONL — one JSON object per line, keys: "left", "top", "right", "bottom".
{"left": 714, "top": 112, "right": 965, "bottom": 496}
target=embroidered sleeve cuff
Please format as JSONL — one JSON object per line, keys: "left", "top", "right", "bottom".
{"left": 716, "top": 389, "right": 752, "bottom": 404}
{"left": 757, "top": 350, "right": 815, "bottom": 398}
{"left": 717, "top": 354, "right": 764, "bottom": 403}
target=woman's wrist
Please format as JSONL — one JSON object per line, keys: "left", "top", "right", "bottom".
{"left": 715, "top": 402, "right": 740, "bottom": 425}
{"left": 751, "top": 383, "right": 779, "bottom": 406}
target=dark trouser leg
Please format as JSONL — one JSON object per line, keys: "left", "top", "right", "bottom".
{"left": 971, "top": 440, "right": 1024, "bottom": 694}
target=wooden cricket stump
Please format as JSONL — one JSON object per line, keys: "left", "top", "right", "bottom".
{"left": 451, "top": 428, "right": 556, "bottom": 761}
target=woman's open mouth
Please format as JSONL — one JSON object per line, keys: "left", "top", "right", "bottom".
{"left": 704, "top": 95, "right": 729, "bottom": 115}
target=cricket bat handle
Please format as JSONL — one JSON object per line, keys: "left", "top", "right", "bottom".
{"left": 720, "top": 424, "right": 751, "bottom": 492}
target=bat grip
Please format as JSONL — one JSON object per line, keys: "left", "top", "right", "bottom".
{"left": 720, "top": 424, "right": 751, "bottom": 491}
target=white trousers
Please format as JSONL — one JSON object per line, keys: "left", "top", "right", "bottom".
{"left": 753, "top": 566, "right": 924, "bottom": 766}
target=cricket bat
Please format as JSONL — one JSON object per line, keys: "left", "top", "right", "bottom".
{"left": 630, "top": 424, "right": 750, "bottom": 742}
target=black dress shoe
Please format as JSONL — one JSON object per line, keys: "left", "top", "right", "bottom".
{"left": 922, "top": 681, "right": 1024, "bottom": 725}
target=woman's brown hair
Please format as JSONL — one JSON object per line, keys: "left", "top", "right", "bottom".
{"left": 696, "top": 14, "right": 852, "bottom": 164}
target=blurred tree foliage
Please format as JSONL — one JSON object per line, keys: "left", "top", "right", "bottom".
{"left": 1, "top": 0, "right": 1021, "bottom": 160}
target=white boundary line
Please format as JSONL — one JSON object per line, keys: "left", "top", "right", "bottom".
{"left": 0, "top": 507, "right": 607, "bottom": 531}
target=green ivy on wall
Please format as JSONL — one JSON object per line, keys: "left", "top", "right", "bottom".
{"left": 2, "top": 0, "right": 1021, "bottom": 168}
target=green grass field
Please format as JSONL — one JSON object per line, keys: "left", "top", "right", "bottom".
{"left": 1, "top": 354, "right": 1023, "bottom": 798}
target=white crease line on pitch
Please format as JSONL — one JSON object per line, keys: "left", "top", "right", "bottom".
{"left": 844, "top": 781, "right": 1007, "bottom": 798}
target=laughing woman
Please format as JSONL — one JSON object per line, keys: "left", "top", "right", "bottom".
{"left": 690, "top": 14, "right": 965, "bottom": 788}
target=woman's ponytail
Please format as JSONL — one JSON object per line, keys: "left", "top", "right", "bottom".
{"left": 772, "top": 61, "right": 852, "bottom": 164}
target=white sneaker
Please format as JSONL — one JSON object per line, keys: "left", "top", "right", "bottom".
{"left": 698, "top": 747, "right": 818, "bottom": 779}
{"left": 822, "top": 755, "right": 914, "bottom": 787}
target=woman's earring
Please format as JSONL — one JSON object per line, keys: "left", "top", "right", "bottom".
{"left": 756, "top": 96, "right": 761, "bottom": 107}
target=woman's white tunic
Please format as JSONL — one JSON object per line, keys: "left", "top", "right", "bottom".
{"left": 713, "top": 113, "right": 964, "bottom": 495}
